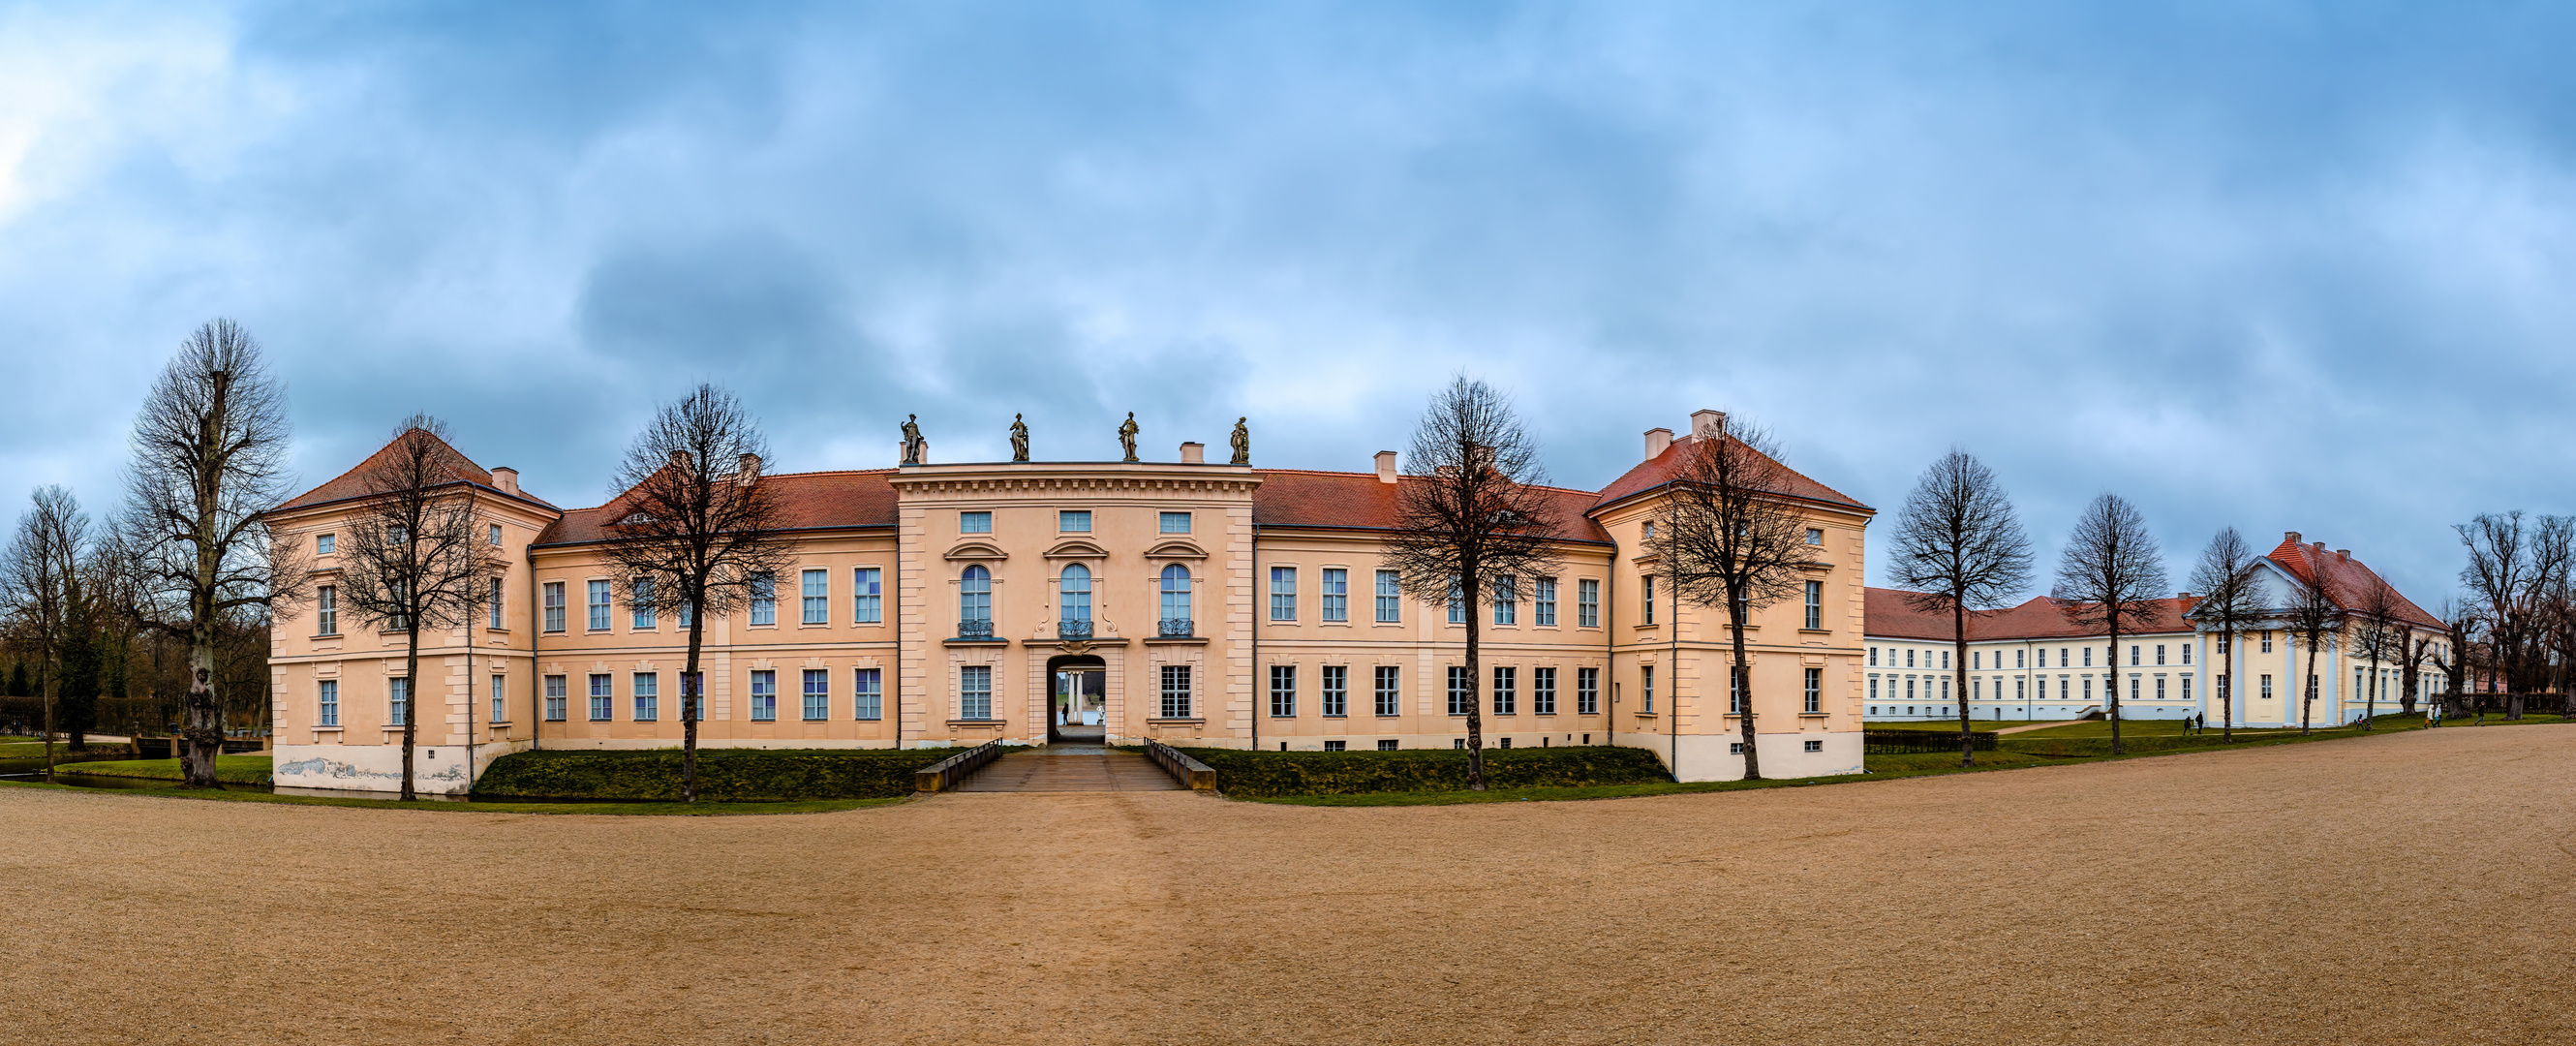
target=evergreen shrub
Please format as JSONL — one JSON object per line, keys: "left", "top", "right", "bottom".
{"left": 1997, "top": 733, "right": 2273, "bottom": 758}
{"left": 1175, "top": 745, "right": 1670, "bottom": 798}
{"left": 475, "top": 748, "right": 954, "bottom": 801}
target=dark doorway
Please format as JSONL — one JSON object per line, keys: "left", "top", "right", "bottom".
{"left": 1047, "top": 654, "right": 1107, "bottom": 744}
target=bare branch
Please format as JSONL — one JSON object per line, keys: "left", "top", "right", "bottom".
{"left": 2053, "top": 493, "right": 2165, "bottom": 754}
{"left": 1888, "top": 448, "right": 2033, "bottom": 765}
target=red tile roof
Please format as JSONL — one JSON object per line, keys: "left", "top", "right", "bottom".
{"left": 1250, "top": 469, "right": 1616, "bottom": 544}
{"left": 2263, "top": 537, "right": 2442, "bottom": 629}
{"left": 1589, "top": 434, "right": 1869, "bottom": 515}
{"left": 1868, "top": 588, "right": 2200, "bottom": 641}
{"left": 278, "top": 429, "right": 557, "bottom": 512}
{"left": 534, "top": 470, "right": 900, "bottom": 546}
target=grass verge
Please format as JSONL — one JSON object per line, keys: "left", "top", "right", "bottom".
{"left": 0, "top": 776, "right": 906, "bottom": 815}
{"left": 39, "top": 754, "right": 272, "bottom": 784}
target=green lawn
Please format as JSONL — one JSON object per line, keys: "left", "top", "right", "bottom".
{"left": 1863, "top": 720, "right": 2019, "bottom": 733}
{"left": 46, "top": 754, "right": 273, "bottom": 784}
{"left": 0, "top": 776, "right": 908, "bottom": 815}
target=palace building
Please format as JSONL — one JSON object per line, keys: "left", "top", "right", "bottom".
{"left": 1862, "top": 534, "right": 2447, "bottom": 726}
{"left": 263, "top": 410, "right": 1878, "bottom": 794}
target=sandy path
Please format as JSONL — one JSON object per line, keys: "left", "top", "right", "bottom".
{"left": 0, "top": 725, "right": 2568, "bottom": 1044}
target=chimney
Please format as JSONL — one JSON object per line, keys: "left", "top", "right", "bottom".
{"left": 1375, "top": 450, "right": 1398, "bottom": 483}
{"left": 2177, "top": 591, "right": 2193, "bottom": 600}
{"left": 2285, "top": 531, "right": 2301, "bottom": 545}
{"left": 1690, "top": 409, "right": 1727, "bottom": 438}
{"left": 2313, "top": 541, "right": 2326, "bottom": 554}
{"left": 1643, "top": 427, "right": 1673, "bottom": 461}
{"left": 737, "top": 453, "right": 761, "bottom": 480}
{"left": 1180, "top": 442, "right": 1205, "bottom": 464}
{"left": 2336, "top": 549, "right": 2350, "bottom": 560}
{"left": 490, "top": 467, "right": 518, "bottom": 495}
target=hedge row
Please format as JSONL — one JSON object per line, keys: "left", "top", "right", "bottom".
{"left": 475, "top": 749, "right": 956, "bottom": 801}
{"left": 1996, "top": 733, "right": 2275, "bottom": 758}
{"left": 1174, "top": 745, "right": 1671, "bottom": 798}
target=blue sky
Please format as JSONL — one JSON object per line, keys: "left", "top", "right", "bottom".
{"left": 4, "top": 1, "right": 2573, "bottom": 604}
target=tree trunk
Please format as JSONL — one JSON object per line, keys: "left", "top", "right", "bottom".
{"left": 1463, "top": 573, "right": 1485, "bottom": 791}
{"left": 2364, "top": 660, "right": 2377, "bottom": 729}
{"left": 1732, "top": 584, "right": 1761, "bottom": 782}
{"left": 683, "top": 594, "right": 705, "bottom": 802}
{"left": 2298, "top": 643, "right": 2315, "bottom": 735}
{"left": 2107, "top": 622, "right": 2123, "bottom": 756}
{"left": 181, "top": 615, "right": 222, "bottom": 787}
{"left": 1954, "top": 600, "right": 1974, "bottom": 767}
{"left": 41, "top": 657, "right": 56, "bottom": 784}
{"left": 400, "top": 624, "right": 420, "bottom": 802}
{"left": 2220, "top": 631, "right": 2234, "bottom": 744}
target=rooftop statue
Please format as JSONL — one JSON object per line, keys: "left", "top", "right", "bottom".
{"left": 1230, "top": 416, "right": 1250, "bottom": 465}
{"left": 900, "top": 415, "right": 927, "bottom": 466}
{"left": 1010, "top": 414, "right": 1029, "bottom": 462}
{"left": 1118, "top": 413, "right": 1140, "bottom": 462}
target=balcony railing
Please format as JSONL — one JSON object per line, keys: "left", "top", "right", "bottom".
{"left": 1057, "top": 619, "right": 1094, "bottom": 640}
{"left": 1158, "top": 618, "right": 1194, "bottom": 638}
{"left": 956, "top": 619, "right": 995, "bottom": 640}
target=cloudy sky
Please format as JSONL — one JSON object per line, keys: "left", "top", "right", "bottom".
{"left": 4, "top": 1, "right": 2572, "bottom": 603}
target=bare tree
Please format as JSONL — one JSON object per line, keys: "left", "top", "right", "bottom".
{"left": 119, "top": 320, "right": 306, "bottom": 787}
{"left": 1383, "top": 377, "right": 1562, "bottom": 791}
{"left": 599, "top": 385, "right": 795, "bottom": 802}
{"left": 1651, "top": 416, "right": 1810, "bottom": 782}
{"left": 2277, "top": 570, "right": 2342, "bottom": 735}
{"left": 1, "top": 487, "right": 91, "bottom": 780}
{"left": 2455, "top": 512, "right": 2574, "bottom": 715}
{"left": 335, "top": 416, "right": 498, "bottom": 800}
{"left": 2187, "top": 527, "right": 2263, "bottom": 744}
{"left": 2347, "top": 574, "right": 2408, "bottom": 730}
{"left": 1888, "top": 449, "right": 2033, "bottom": 767}
{"left": 2054, "top": 493, "right": 2166, "bottom": 755}
{"left": 2400, "top": 631, "right": 2437, "bottom": 718}
{"left": 2432, "top": 598, "right": 2477, "bottom": 719}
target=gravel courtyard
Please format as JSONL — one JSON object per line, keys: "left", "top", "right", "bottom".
{"left": 1, "top": 725, "right": 2567, "bottom": 1045}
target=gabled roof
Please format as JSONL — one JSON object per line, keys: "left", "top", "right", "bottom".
{"left": 277, "top": 429, "right": 557, "bottom": 513}
{"left": 2262, "top": 536, "right": 2442, "bottom": 629}
{"left": 1866, "top": 588, "right": 2199, "bottom": 642}
{"left": 533, "top": 470, "right": 899, "bottom": 547}
{"left": 1250, "top": 469, "right": 1615, "bottom": 545}
{"left": 1588, "top": 434, "right": 1870, "bottom": 516}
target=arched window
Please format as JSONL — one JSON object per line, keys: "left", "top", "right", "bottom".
{"left": 1160, "top": 564, "right": 1191, "bottom": 633}
{"left": 1060, "top": 564, "right": 1092, "bottom": 623}
{"left": 960, "top": 566, "right": 992, "bottom": 627}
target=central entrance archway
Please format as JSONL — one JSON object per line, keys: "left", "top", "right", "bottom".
{"left": 1047, "top": 654, "right": 1107, "bottom": 744}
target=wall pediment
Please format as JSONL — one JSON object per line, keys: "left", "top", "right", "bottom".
{"left": 944, "top": 540, "right": 1009, "bottom": 562}
{"left": 1144, "top": 539, "right": 1208, "bottom": 561}
{"left": 1045, "top": 539, "right": 1110, "bottom": 560}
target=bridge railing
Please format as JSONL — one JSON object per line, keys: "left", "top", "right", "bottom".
{"left": 913, "top": 739, "right": 1003, "bottom": 793}
{"left": 1143, "top": 739, "right": 1217, "bottom": 791}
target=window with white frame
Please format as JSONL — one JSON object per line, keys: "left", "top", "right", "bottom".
{"left": 1159, "top": 511, "right": 1191, "bottom": 534}
{"left": 388, "top": 677, "right": 410, "bottom": 726}
{"left": 852, "top": 568, "right": 882, "bottom": 624}
{"left": 1805, "top": 528, "right": 1824, "bottom": 545}
{"left": 960, "top": 510, "right": 992, "bottom": 534}
{"left": 1532, "top": 578, "right": 1556, "bottom": 627}
{"left": 1641, "top": 664, "right": 1655, "bottom": 713}
{"left": 490, "top": 674, "right": 506, "bottom": 723}
{"left": 682, "top": 672, "right": 705, "bottom": 720}
{"left": 1578, "top": 578, "right": 1600, "bottom": 628}
{"left": 853, "top": 668, "right": 882, "bottom": 721}
{"left": 1270, "top": 567, "right": 1297, "bottom": 621}
{"left": 1446, "top": 666, "right": 1472, "bottom": 716}
{"left": 1058, "top": 510, "right": 1091, "bottom": 533}
{"left": 1375, "top": 569, "right": 1401, "bottom": 623}
{"left": 803, "top": 669, "right": 830, "bottom": 720}
{"left": 589, "top": 674, "right": 612, "bottom": 721}
{"left": 1491, "top": 666, "right": 1517, "bottom": 716}
{"left": 1804, "top": 580, "right": 1824, "bottom": 630}
{"left": 544, "top": 675, "right": 567, "bottom": 721}
{"left": 1641, "top": 575, "right": 1656, "bottom": 625}
{"left": 316, "top": 585, "right": 338, "bottom": 634}
{"left": 802, "top": 569, "right": 829, "bottom": 625}
{"left": 588, "top": 580, "right": 612, "bottom": 631}
{"left": 1533, "top": 666, "right": 1556, "bottom": 715}
{"left": 489, "top": 523, "right": 504, "bottom": 547}
{"left": 1159, "top": 564, "right": 1191, "bottom": 629}
{"left": 960, "top": 566, "right": 992, "bottom": 627}
{"left": 1321, "top": 664, "right": 1347, "bottom": 717}
{"left": 749, "top": 670, "right": 778, "bottom": 721}
{"left": 633, "top": 672, "right": 659, "bottom": 721}
{"left": 1447, "top": 577, "right": 1465, "bottom": 625}
{"left": 318, "top": 679, "right": 339, "bottom": 726}
{"left": 1270, "top": 664, "right": 1296, "bottom": 717}
{"left": 1374, "top": 665, "right": 1400, "bottom": 717}
{"left": 542, "top": 582, "right": 566, "bottom": 632}
{"left": 1493, "top": 575, "right": 1518, "bottom": 626}
{"left": 1729, "top": 665, "right": 1746, "bottom": 714}
{"left": 1321, "top": 569, "right": 1347, "bottom": 623}
{"left": 2181, "top": 643, "right": 2192, "bottom": 664}
{"left": 1804, "top": 667, "right": 1823, "bottom": 713}
{"left": 487, "top": 577, "right": 504, "bottom": 629}
{"left": 749, "top": 572, "right": 777, "bottom": 626}
{"left": 959, "top": 665, "right": 992, "bottom": 720}
{"left": 1577, "top": 667, "right": 1598, "bottom": 715}
{"left": 316, "top": 533, "right": 336, "bottom": 556}
{"left": 631, "top": 578, "right": 656, "bottom": 629}
{"left": 1159, "top": 665, "right": 1190, "bottom": 719}
{"left": 1061, "top": 564, "right": 1093, "bottom": 623}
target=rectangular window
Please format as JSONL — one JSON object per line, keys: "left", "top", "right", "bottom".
{"left": 1323, "top": 740, "right": 1345, "bottom": 753}
{"left": 960, "top": 665, "right": 992, "bottom": 720}
{"left": 2082, "top": 646, "right": 2092, "bottom": 666}
{"left": 749, "top": 572, "right": 776, "bottom": 626}
{"left": 587, "top": 580, "right": 611, "bottom": 631}
{"left": 633, "top": 673, "right": 659, "bottom": 722}
{"left": 2261, "top": 674, "right": 2274, "bottom": 700}
{"left": 803, "top": 669, "right": 830, "bottom": 721}
{"left": 959, "top": 510, "right": 992, "bottom": 534}
{"left": 2156, "top": 675, "right": 2168, "bottom": 702}
{"left": 1320, "top": 569, "right": 1348, "bottom": 623}
{"left": 1493, "top": 575, "right": 1518, "bottom": 625}
{"left": 1159, "top": 511, "right": 1191, "bottom": 534}
{"left": 1447, "top": 666, "right": 1472, "bottom": 716}
{"left": 1271, "top": 567, "right": 1297, "bottom": 621}
{"left": 1804, "top": 580, "right": 1824, "bottom": 630}
{"left": 1805, "top": 527, "right": 1824, "bottom": 545}
{"left": 1160, "top": 665, "right": 1192, "bottom": 719}
{"left": 678, "top": 601, "right": 692, "bottom": 629}
{"left": 1641, "top": 665, "right": 1656, "bottom": 713}
{"left": 2131, "top": 645, "right": 2141, "bottom": 666}
{"left": 2261, "top": 631, "right": 2273, "bottom": 653}
{"left": 1321, "top": 664, "right": 1347, "bottom": 717}
{"left": 388, "top": 677, "right": 410, "bottom": 727}
{"left": 852, "top": 568, "right": 882, "bottom": 623}
{"left": 315, "top": 585, "right": 338, "bottom": 634}
{"left": 1730, "top": 666, "right": 1746, "bottom": 714}
{"left": 489, "top": 523, "right": 504, "bottom": 547}
{"left": 2181, "top": 675, "right": 2193, "bottom": 704}
{"left": 2156, "top": 644, "right": 2166, "bottom": 665}
{"left": 542, "top": 582, "right": 566, "bottom": 632}
{"left": 1804, "top": 667, "right": 1823, "bottom": 714}
{"left": 489, "top": 577, "right": 505, "bottom": 629}
{"left": 1447, "top": 578, "right": 1466, "bottom": 625}
{"left": 853, "top": 669, "right": 883, "bottom": 720}
{"left": 1870, "top": 647, "right": 1880, "bottom": 666}
{"left": 1578, "top": 579, "right": 1601, "bottom": 628}
{"left": 1533, "top": 666, "right": 1557, "bottom": 715}
{"left": 750, "top": 670, "right": 777, "bottom": 722}
{"left": 1535, "top": 577, "right": 1557, "bottom": 627}
{"left": 1374, "top": 665, "right": 1401, "bottom": 717}
{"left": 544, "top": 675, "right": 567, "bottom": 721}
{"left": 681, "top": 673, "right": 704, "bottom": 721}
{"left": 1377, "top": 739, "right": 1399, "bottom": 751}
{"left": 1375, "top": 570, "right": 1402, "bottom": 623}
{"left": 1804, "top": 738, "right": 1824, "bottom": 753}
{"left": 1908, "top": 650, "right": 1917, "bottom": 668}
{"left": 1492, "top": 666, "right": 1517, "bottom": 716}
{"left": 631, "top": 579, "right": 656, "bottom": 629}
{"left": 1641, "top": 576, "right": 1656, "bottom": 626}
{"left": 318, "top": 680, "right": 339, "bottom": 726}
{"left": 2182, "top": 644, "right": 2192, "bottom": 664}
{"left": 2130, "top": 675, "right": 2141, "bottom": 701}
{"left": 802, "top": 569, "right": 829, "bottom": 625}
{"left": 589, "top": 674, "right": 612, "bottom": 721}
{"left": 490, "top": 674, "right": 506, "bottom": 724}
{"left": 1058, "top": 510, "right": 1091, "bottom": 533}
{"left": 316, "top": 533, "right": 335, "bottom": 555}
{"left": 1270, "top": 665, "right": 1297, "bottom": 718}
{"left": 1577, "top": 667, "right": 1599, "bottom": 715}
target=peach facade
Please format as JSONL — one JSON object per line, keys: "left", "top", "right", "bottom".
{"left": 265, "top": 413, "right": 1877, "bottom": 792}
